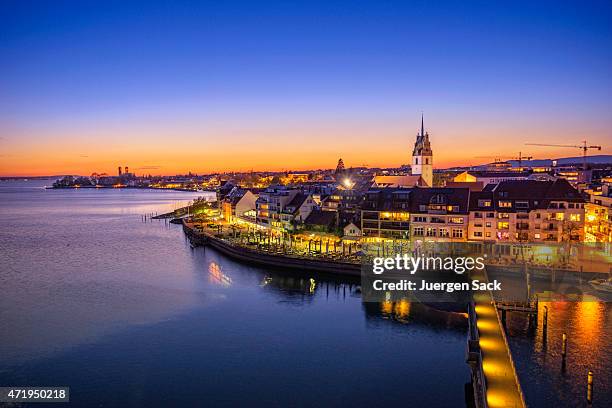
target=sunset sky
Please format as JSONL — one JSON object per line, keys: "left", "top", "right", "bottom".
{"left": 1, "top": 0, "right": 611, "bottom": 176}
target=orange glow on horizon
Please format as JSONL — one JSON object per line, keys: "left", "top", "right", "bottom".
{"left": 3, "top": 150, "right": 610, "bottom": 177}
{"left": 1, "top": 119, "right": 609, "bottom": 177}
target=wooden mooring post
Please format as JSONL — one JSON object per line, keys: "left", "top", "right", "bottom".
{"left": 587, "top": 370, "right": 594, "bottom": 404}
{"left": 542, "top": 305, "right": 548, "bottom": 343}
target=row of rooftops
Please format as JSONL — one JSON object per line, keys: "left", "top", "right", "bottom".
{"left": 225, "top": 186, "right": 313, "bottom": 217}
{"left": 363, "top": 179, "right": 585, "bottom": 214}
{"left": 223, "top": 179, "right": 585, "bottom": 216}
{"left": 471, "top": 180, "right": 584, "bottom": 212}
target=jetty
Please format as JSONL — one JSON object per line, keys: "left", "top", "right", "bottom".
{"left": 467, "top": 268, "right": 527, "bottom": 408}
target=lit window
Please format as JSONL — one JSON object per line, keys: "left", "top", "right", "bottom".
{"left": 452, "top": 229, "right": 464, "bottom": 238}
{"left": 570, "top": 214, "right": 581, "bottom": 222}
{"left": 499, "top": 201, "right": 512, "bottom": 208}
{"left": 497, "top": 231, "right": 510, "bottom": 240}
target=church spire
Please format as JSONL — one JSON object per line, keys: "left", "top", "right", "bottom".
{"left": 420, "top": 112, "right": 425, "bottom": 137}
{"left": 413, "top": 114, "right": 432, "bottom": 156}
{"left": 412, "top": 114, "right": 433, "bottom": 187}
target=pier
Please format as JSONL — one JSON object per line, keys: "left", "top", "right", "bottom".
{"left": 467, "top": 269, "right": 527, "bottom": 408}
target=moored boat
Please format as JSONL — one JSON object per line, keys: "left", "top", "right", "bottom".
{"left": 589, "top": 277, "right": 612, "bottom": 293}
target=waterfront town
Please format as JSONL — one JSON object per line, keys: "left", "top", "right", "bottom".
{"left": 52, "top": 116, "right": 612, "bottom": 247}
{"left": 164, "top": 118, "right": 610, "bottom": 408}
{"left": 38, "top": 120, "right": 611, "bottom": 408}
{"left": 2, "top": 2, "right": 610, "bottom": 407}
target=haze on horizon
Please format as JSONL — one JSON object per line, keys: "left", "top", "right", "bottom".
{"left": 1, "top": 0, "right": 611, "bottom": 177}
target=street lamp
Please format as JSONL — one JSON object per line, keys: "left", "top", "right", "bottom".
{"left": 343, "top": 178, "right": 354, "bottom": 189}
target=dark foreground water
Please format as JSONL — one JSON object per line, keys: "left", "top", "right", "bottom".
{"left": 506, "top": 301, "right": 611, "bottom": 407}
{"left": 0, "top": 180, "right": 470, "bottom": 407}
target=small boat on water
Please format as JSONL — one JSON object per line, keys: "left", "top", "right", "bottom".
{"left": 589, "top": 277, "right": 612, "bottom": 293}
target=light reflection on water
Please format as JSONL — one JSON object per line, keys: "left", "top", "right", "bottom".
{"left": 0, "top": 180, "right": 471, "bottom": 407}
{"left": 1, "top": 180, "right": 607, "bottom": 407}
{"left": 505, "top": 292, "right": 611, "bottom": 407}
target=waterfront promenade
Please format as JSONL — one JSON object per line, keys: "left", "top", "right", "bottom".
{"left": 181, "top": 216, "right": 610, "bottom": 282}
{"left": 182, "top": 220, "right": 362, "bottom": 275}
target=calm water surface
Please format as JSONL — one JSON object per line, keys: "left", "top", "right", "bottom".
{"left": 507, "top": 301, "right": 611, "bottom": 407}
{"left": 0, "top": 180, "right": 471, "bottom": 407}
{"left": 1, "top": 180, "right": 609, "bottom": 407}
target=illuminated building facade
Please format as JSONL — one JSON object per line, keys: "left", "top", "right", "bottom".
{"left": 321, "top": 187, "right": 364, "bottom": 227}
{"left": 255, "top": 186, "right": 315, "bottom": 231}
{"left": 453, "top": 170, "right": 529, "bottom": 186}
{"left": 586, "top": 185, "right": 612, "bottom": 242}
{"left": 361, "top": 188, "right": 411, "bottom": 238}
{"left": 222, "top": 188, "right": 259, "bottom": 223}
{"left": 468, "top": 179, "right": 585, "bottom": 243}
{"left": 360, "top": 179, "right": 587, "bottom": 243}
{"left": 279, "top": 193, "right": 315, "bottom": 231}
{"left": 408, "top": 188, "right": 470, "bottom": 242}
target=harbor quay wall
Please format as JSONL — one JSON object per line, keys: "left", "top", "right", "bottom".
{"left": 182, "top": 221, "right": 361, "bottom": 276}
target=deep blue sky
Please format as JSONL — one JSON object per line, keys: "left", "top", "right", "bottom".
{"left": 1, "top": 0, "right": 611, "bottom": 174}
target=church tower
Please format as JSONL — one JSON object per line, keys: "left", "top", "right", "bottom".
{"left": 412, "top": 114, "right": 433, "bottom": 187}
{"left": 335, "top": 158, "right": 346, "bottom": 175}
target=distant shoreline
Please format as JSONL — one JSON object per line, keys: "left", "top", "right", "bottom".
{"left": 45, "top": 185, "right": 213, "bottom": 193}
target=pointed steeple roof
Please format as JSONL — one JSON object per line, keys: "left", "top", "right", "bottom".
{"left": 413, "top": 114, "right": 433, "bottom": 156}
{"left": 420, "top": 112, "right": 425, "bottom": 137}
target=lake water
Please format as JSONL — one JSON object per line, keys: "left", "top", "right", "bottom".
{"left": 1, "top": 180, "right": 610, "bottom": 407}
{"left": 0, "top": 180, "right": 472, "bottom": 407}
{"left": 506, "top": 301, "right": 611, "bottom": 407}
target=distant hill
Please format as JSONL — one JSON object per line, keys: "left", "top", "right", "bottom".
{"left": 555, "top": 155, "right": 612, "bottom": 165}
{"left": 507, "top": 155, "right": 612, "bottom": 167}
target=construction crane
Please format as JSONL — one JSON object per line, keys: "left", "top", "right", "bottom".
{"left": 474, "top": 152, "right": 533, "bottom": 167}
{"left": 525, "top": 141, "right": 602, "bottom": 170}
